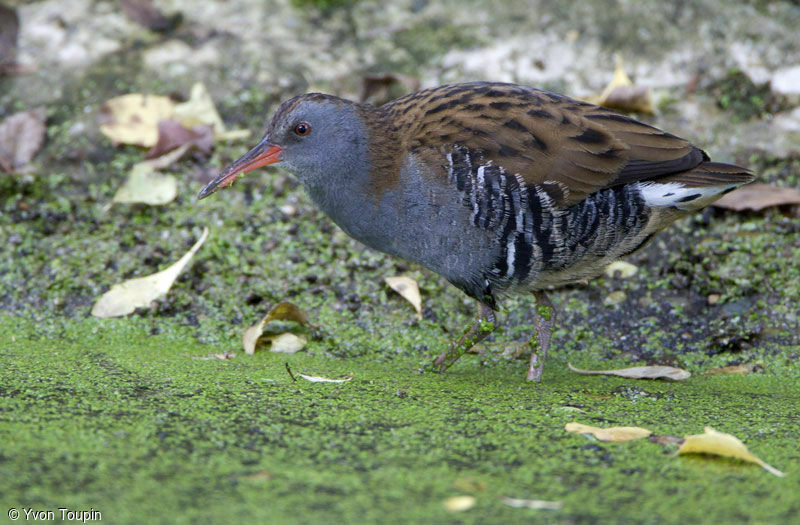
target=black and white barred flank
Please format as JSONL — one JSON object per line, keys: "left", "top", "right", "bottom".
{"left": 445, "top": 146, "right": 652, "bottom": 302}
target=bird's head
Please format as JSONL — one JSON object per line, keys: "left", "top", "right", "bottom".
{"left": 198, "top": 93, "right": 371, "bottom": 200}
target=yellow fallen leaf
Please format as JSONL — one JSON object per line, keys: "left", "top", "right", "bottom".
{"left": 565, "top": 422, "right": 652, "bottom": 442}
{"left": 500, "top": 497, "right": 563, "bottom": 510}
{"left": 241, "top": 325, "right": 263, "bottom": 354}
{"left": 91, "top": 228, "right": 209, "bottom": 317}
{"left": 443, "top": 496, "right": 475, "bottom": 513}
{"left": 99, "top": 93, "right": 175, "bottom": 147}
{"left": 242, "top": 302, "right": 310, "bottom": 354}
{"left": 604, "top": 260, "right": 638, "bottom": 279}
{"left": 568, "top": 363, "right": 690, "bottom": 380}
{"left": 603, "top": 290, "right": 626, "bottom": 306}
{"left": 385, "top": 276, "right": 422, "bottom": 320}
{"left": 112, "top": 162, "right": 177, "bottom": 205}
{"left": 703, "top": 364, "right": 757, "bottom": 375}
{"left": 265, "top": 333, "right": 307, "bottom": 354}
{"left": 173, "top": 83, "right": 225, "bottom": 133}
{"left": 215, "top": 128, "right": 252, "bottom": 141}
{"left": 297, "top": 373, "right": 353, "bottom": 383}
{"left": 100, "top": 85, "right": 248, "bottom": 149}
{"left": 584, "top": 56, "right": 653, "bottom": 114}
{"left": 263, "top": 301, "right": 309, "bottom": 325}
{"left": 678, "top": 427, "right": 786, "bottom": 477}
{"left": 104, "top": 145, "right": 190, "bottom": 211}
{"left": 173, "top": 82, "right": 250, "bottom": 141}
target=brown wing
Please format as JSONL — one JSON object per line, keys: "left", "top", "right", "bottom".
{"left": 381, "top": 82, "right": 706, "bottom": 206}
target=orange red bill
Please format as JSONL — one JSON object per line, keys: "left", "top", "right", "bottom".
{"left": 198, "top": 138, "right": 283, "bottom": 199}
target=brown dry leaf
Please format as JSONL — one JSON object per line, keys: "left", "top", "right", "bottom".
{"left": 119, "top": 0, "right": 172, "bottom": 32}
{"left": 173, "top": 82, "right": 250, "bottom": 141}
{"left": 568, "top": 362, "right": 691, "bottom": 380}
{"left": 443, "top": 496, "right": 476, "bottom": 513}
{"left": 0, "top": 4, "right": 20, "bottom": 75}
{"left": 91, "top": 227, "right": 209, "bottom": 317}
{"left": 146, "top": 120, "right": 213, "bottom": 159}
{"left": 297, "top": 373, "right": 354, "bottom": 383}
{"left": 360, "top": 72, "right": 420, "bottom": 105}
{"left": 0, "top": 5, "right": 31, "bottom": 75}
{"left": 649, "top": 434, "right": 685, "bottom": 447}
{"left": 143, "top": 142, "right": 193, "bottom": 170}
{"left": 242, "top": 302, "right": 310, "bottom": 354}
{"left": 500, "top": 497, "right": 563, "bottom": 511}
{"left": 601, "top": 85, "right": 653, "bottom": 114}
{"left": 0, "top": 108, "right": 47, "bottom": 173}
{"left": 703, "top": 363, "right": 758, "bottom": 375}
{"left": 584, "top": 57, "right": 653, "bottom": 114}
{"left": 712, "top": 183, "right": 800, "bottom": 211}
{"left": 385, "top": 276, "right": 422, "bottom": 320}
{"left": 565, "top": 422, "right": 652, "bottom": 442}
{"left": 99, "top": 93, "right": 175, "bottom": 147}
{"left": 678, "top": 427, "right": 786, "bottom": 477}
{"left": 112, "top": 162, "right": 177, "bottom": 205}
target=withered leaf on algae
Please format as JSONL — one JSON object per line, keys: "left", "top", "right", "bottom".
{"left": 242, "top": 302, "right": 310, "bottom": 354}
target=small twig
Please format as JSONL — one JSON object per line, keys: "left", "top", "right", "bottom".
{"left": 285, "top": 362, "right": 297, "bottom": 382}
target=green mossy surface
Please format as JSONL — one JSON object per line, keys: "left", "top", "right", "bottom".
{"left": 1, "top": 156, "right": 799, "bottom": 522}
{"left": 2, "top": 1, "right": 800, "bottom": 522}
{"left": 1, "top": 315, "right": 798, "bottom": 524}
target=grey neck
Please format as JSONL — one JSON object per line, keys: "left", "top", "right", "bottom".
{"left": 289, "top": 138, "right": 384, "bottom": 247}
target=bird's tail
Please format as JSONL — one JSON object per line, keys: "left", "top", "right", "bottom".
{"left": 637, "top": 162, "right": 755, "bottom": 211}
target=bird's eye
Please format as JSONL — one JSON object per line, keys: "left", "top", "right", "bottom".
{"left": 294, "top": 122, "right": 310, "bottom": 136}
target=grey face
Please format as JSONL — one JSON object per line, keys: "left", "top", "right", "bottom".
{"left": 265, "top": 97, "right": 369, "bottom": 189}
{"left": 197, "top": 94, "right": 369, "bottom": 200}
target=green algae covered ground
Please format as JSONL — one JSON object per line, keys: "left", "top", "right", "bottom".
{"left": 1, "top": 313, "right": 798, "bottom": 524}
{"left": 1, "top": 163, "right": 799, "bottom": 523}
{"left": 3, "top": 1, "right": 800, "bottom": 522}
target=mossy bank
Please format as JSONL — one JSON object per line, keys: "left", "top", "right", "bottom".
{"left": 2, "top": 0, "right": 800, "bottom": 523}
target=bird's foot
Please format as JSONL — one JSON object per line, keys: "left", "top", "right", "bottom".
{"left": 432, "top": 335, "right": 481, "bottom": 372}
{"left": 526, "top": 291, "right": 555, "bottom": 382}
{"left": 429, "top": 302, "right": 495, "bottom": 374}
{"left": 431, "top": 350, "right": 458, "bottom": 373}
{"left": 526, "top": 354, "right": 545, "bottom": 382}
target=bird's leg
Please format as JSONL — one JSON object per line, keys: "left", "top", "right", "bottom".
{"left": 527, "top": 290, "right": 555, "bottom": 382}
{"left": 433, "top": 302, "right": 496, "bottom": 372}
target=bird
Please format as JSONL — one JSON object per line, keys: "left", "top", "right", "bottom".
{"left": 198, "top": 81, "right": 754, "bottom": 381}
